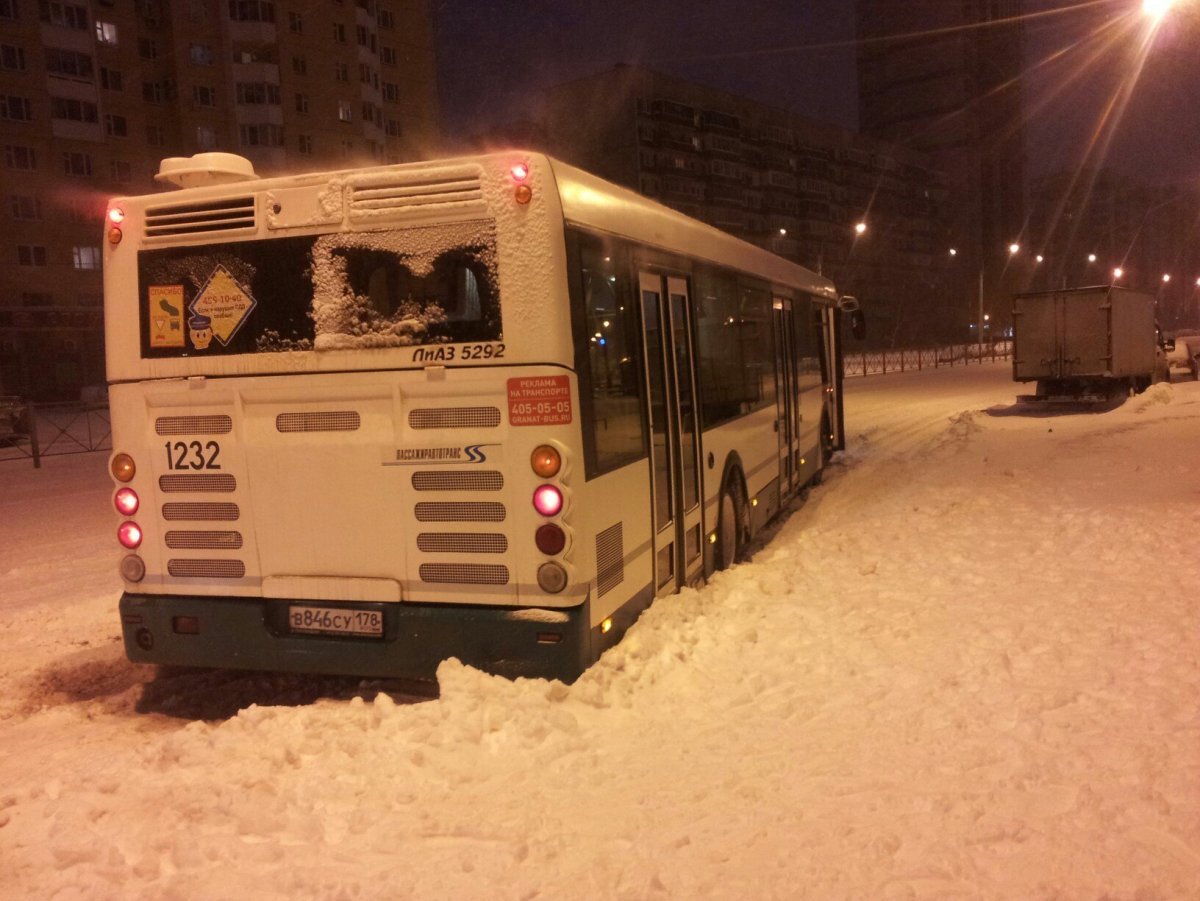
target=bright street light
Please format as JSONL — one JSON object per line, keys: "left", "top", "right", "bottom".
{"left": 1008, "top": 243, "right": 1020, "bottom": 255}
{"left": 1036, "top": 254, "right": 1045, "bottom": 263}
{"left": 854, "top": 222, "right": 867, "bottom": 235}
{"left": 949, "top": 247, "right": 957, "bottom": 257}
{"left": 1163, "top": 274, "right": 1171, "bottom": 283}
{"left": 1143, "top": 0, "right": 1174, "bottom": 22}
{"left": 1114, "top": 267, "right": 1124, "bottom": 279}
{"left": 1088, "top": 253, "right": 1098, "bottom": 263}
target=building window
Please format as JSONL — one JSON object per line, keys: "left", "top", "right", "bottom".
{"left": 95, "top": 20, "right": 118, "bottom": 45}
{"left": 189, "top": 43, "right": 214, "bottom": 65}
{"left": 104, "top": 113, "right": 127, "bottom": 136}
{"left": 337, "top": 101, "right": 352, "bottom": 122}
{"left": 334, "top": 62, "right": 348, "bottom": 81}
{"left": 4, "top": 145, "right": 37, "bottom": 169}
{"left": 72, "top": 246, "right": 101, "bottom": 270}
{"left": 380, "top": 46, "right": 396, "bottom": 66}
{"left": 46, "top": 47, "right": 93, "bottom": 79}
{"left": 0, "top": 44, "right": 26, "bottom": 71}
{"left": 0, "top": 0, "right": 17, "bottom": 20}
{"left": 288, "top": 10, "right": 301, "bottom": 32}
{"left": 109, "top": 160, "right": 131, "bottom": 182}
{"left": 235, "top": 82, "right": 280, "bottom": 104}
{"left": 196, "top": 125, "right": 217, "bottom": 148}
{"left": 62, "top": 150, "right": 92, "bottom": 176}
{"left": 377, "top": 9, "right": 393, "bottom": 28}
{"left": 40, "top": 2, "right": 88, "bottom": 29}
{"left": 294, "top": 93, "right": 308, "bottom": 114}
{"left": 51, "top": 96, "right": 99, "bottom": 123}
{"left": 9, "top": 195, "right": 42, "bottom": 219}
{"left": 228, "top": 1, "right": 274, "bottom": 22}
{"left": 238, "top": 123, "right": 283, "bottom": 146}
{"left": 384, "top": 118, "right": 401, "bottom": 137}
{"left": 382, "top": 82, "right": 399, "bottom": 102}
{"left": 146, "top": 124, "right": 164, "bottom": 145}
{"left": 192, "top": 85, "right": 216, "bottom": 106}
{"left": 298, "top": 134, "right": 312, "bottom": 154}
{"left": 100, "top": 67, "right": 123, "bottom": 90}
{"left": 138, "top": 37, "right": 157, "bottom": 59}
{"left": 21, "top": 292, "right": 53, "bottom": 307}
{"left": 291, "top": 55, "right": 306, "bottom": 75}
{"left": 0, "top": 95, "right": 33, "bottom": 121}
{"left": 17, "top": 245, "right": 48, "bottom": 267}
{"left": 333, "top": 22, "right": 346, "bottom": 42}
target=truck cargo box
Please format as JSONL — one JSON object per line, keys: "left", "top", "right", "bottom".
{"left": 1012, "top": 287, "right": 1158, "bottom": 393}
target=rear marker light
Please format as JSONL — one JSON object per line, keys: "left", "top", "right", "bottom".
{"left": 107, "top": 208, "right": 125, "bottom": 224}
{"left": 510, "top": 163, "right": 530, "bottom": 182}
{"left": 533, "top": 485, "right": 563, "bottom": 517}
{"left": 535, "top": 523, "right": 566, "bottom": 555}
{"left": 601, "top": 617, "right": 613, "bottom": 634}
{"left": 537, "top": 562, "right": 568, "bottom": 594}
{"left": 173, "top": 616, "right": 201, "bottom": 635}
{"left": 114, "top": 487, "right": 139, "bottom": 515}
{"left": 514, "top": 185, "right": 533, "bottom": 205}
{"left": 111, "top": 453, "right": 136, "bottom": 482}
{"left": 530, "top": 445, "right": 561, "bottom": 478}
{"left": 118, "top": 521, "right": 143, "bottom": 549}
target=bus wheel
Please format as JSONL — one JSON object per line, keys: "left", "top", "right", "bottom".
{"left": 716, "top": 486, "right": 741, "bottom": 571}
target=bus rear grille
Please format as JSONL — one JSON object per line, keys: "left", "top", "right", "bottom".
{"left": 418, "top": 563, "right": 508, "bottom": 585}
{"left": 162, "top": 502, "right": 240, "bottom": 521}
{"left": 409, "top": 407, "right": 501, "bottom": 429}
{"left": 349, "top": 177, "right": 484, "bottom": 217}
{"left": 159, "top": 473, "right": 236, "bottom": 492}
{"left": 145, "top": 198, "right": 256, "bottom": 236}
{"left": 417, "top": 533, "right": 508, "bottom": 554}
{"left": 411, "top": 471, "right": 503, "bottom": 491}
{"left": 167, "top": 559, "right": 246, "bottom": 579}
{"left": 165, "top": 530, "right": 243, "bottom": 550}
{"left": 596, "top": 522, "right": 624, "bottom": 597}
{"left": 276, "top": 411, "right": 361, "bottom": 432}
{"left": 414, "top": 501, "right": 505, "bottom": 522}
{"left": 156, "top": 415, "right": 233, "bottom": 435}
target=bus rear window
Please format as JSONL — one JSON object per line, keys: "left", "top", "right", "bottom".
{"left": 137, "top": 219, "right": 500, "bottom": 358}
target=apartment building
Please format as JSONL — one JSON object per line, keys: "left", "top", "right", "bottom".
{"left": 0, "top": 0, "right": 439, "bottom": 399}
{"left": 541, "top": 64, "right": 959, "bottom": 348}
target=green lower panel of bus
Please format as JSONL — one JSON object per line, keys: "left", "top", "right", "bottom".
{"left": 118, "top": 592, "right": 601, "bottom": 683}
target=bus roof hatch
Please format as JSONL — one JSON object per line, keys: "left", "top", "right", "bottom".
{"left": 155, "top": 152, "right": 258, "bottom": 189}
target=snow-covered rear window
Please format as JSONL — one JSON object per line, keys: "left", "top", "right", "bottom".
{"left": 136, "top": 219, "right": 501, "bottom": 358}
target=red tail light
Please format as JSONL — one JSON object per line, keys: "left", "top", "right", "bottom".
{"left": 532, "top": 485, "right": 563, "bottom": 517}
{"left": 118, "top": 521, "right": 143, "bottom": 549}
{"left": 535, "top": 523, "right": 566, "bottom": 555}
{"left": 114, "top": 487, "right": 139, "bottom": 515}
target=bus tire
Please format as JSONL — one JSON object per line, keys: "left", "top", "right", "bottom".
{"left": 716, "top": 483, "right": 742, "bottom": 571}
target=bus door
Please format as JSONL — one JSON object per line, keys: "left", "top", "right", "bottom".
{"left": 638, "top": 271, "right": 704, "bottom": 594}
{"left": 773, "top": 297, "right": 800, "bottom": 494}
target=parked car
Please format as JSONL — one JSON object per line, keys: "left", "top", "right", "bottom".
{"left": 1165, "top": 330, "right": 1200, "bottom": 381}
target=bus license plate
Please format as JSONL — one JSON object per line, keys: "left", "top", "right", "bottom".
{"left": 288, "top": 605, "right": 383, "bottom": 638}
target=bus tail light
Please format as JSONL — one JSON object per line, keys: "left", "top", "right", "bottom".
{"left": 537, "top": 562, "right": 567, "bottom": 594}
{"left": 120, "top": 555, "right": 146, "bottom": 582}
{"left": 114, "top": 487, "right": 139, "bottom": 515}
{"left": 535, "top": 523, "right": 566, "bottom": 555}
{"left": 532, "top": 484, "right": 563, "bottom": 517}
{"left": 530, "top": 445, "right": 561, "bottom": 478}
{"left": 118, "top": 521, "right": 143, "bottom": 549}
{"left": 111, "top": 453, "right": 136, "bottom": 482}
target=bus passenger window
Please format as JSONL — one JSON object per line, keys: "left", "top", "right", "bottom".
{"left": 694, "top": 268, "right": 775, "bottom": 429}
{"left": 579, "top": 241, "right": 645, "bottom": 474}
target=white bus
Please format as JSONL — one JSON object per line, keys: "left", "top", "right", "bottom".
{"left": 105, "top": 150, "right": 862, "bottom": 682}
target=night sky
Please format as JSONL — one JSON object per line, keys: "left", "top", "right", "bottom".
{"left": 432, "top": 0, "right": 1200, "bottom": 184}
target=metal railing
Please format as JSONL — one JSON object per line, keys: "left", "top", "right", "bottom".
{"left": 0, "top": 400, "right": 111, "bottom": 468}
{"left": 843, "top": 342, "right": 1012, "bottom": 377}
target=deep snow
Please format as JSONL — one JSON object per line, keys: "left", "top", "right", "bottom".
{"left": 1, "top": 361, "right": 1198, "bottom": 900}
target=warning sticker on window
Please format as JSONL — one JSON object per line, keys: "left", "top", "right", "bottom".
{"left": 148, "top": 285, "right": 185, "bottom": 348}
{"left": 507, "top": 376, "right": 572, "bottom": 426}
{"left": 191, "top": 265, "right": 257, "bottom": 347}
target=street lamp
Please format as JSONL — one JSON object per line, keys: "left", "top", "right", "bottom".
{"left": 1113, "top": 267, "right": 1124, "bottom": 280}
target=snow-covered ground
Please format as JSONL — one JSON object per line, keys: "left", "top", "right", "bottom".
{"left": 2, "top": 361, "right": 1198, "bottom": 900}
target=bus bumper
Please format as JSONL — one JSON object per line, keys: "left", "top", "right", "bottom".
{"left": 118, "top": 592, "right": 594, "bottom": 683}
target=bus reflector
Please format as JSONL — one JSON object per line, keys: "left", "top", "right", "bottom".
{"left": 535, "top": 523, "right": 566, "bottom": 555}
{"left": 532, "top": 485, "right": 563, "bottom": 517}
{"left": 118, "top": 521, "right": 143, "bottom": 549}
{"left": 514, "top": 185, "right": 533, "bottom": 205}
{"left": 114, "top": 487, "right": 139, "bottom": 516}
{"left": 530, "top": 445, "right": 561, "bottom": 478}
{"left": 108, "top": 227, "right": 123, "bottom": 245}
{"left": 537, "top": 562, "right": 567, "bottom": 593}
{"left": 111, "top": 453, "right": 136, "bottom": 482}
{"left": 172, "top": 616, "right": 201, "bottom": 635}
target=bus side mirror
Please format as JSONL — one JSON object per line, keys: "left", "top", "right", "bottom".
{"left": 850, "top": 309, "right": 867, "bottom": 341}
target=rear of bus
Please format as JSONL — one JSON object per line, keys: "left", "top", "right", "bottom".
{"left": 104, "top": 152, "right": 594, "bottom": 681}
